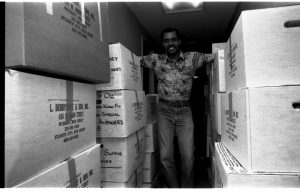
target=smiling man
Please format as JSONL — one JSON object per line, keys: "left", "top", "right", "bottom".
{"left": 140, "top": 28, "right": 215, "bottom": 188}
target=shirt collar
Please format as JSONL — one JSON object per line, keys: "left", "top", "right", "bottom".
{"left": 165, "top": 51, "right": 184, "bottom": 63}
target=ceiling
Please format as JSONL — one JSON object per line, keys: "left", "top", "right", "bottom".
{"left": 126, "top": 2, "right": 239, "bottom": 46}
{"left": 126, "top": 1, "right": 300, "bottom": 49}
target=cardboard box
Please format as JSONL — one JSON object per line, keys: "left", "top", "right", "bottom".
{"left": 142, "top": 170, "right": 161, "bottom": 188}
{"left": 146, "top": 94, "right": 158, "bottom": 123}
{"left": 206, "top": 59, "right": 213, "bottom": 93}
{"left": 101, "top": 161, "right": 144, "bottom": 188}
{"left": 96, "top": 43, "right": 143, "bottom": 91}
{"left": 5, "top": 70, "right": 96, "bottom": 187}
{"left": 212, "top": 42, "right": 226, "bottom": 54}
{"left": 225, "top": 5, "right": 300, "bottom": 92}
{"left": 212, "top": 50, "right": 226, "bottom": 93}
{"left": 214, "top": 142, "right": 300, "bottom": 188}
{"left": 5, "top": 2, "right": 109, "bottom": 83}
{"left": 98, "top": 128, "right": 145, "bottom": 182}
{"left": 210, "top": 94, "right": 222, "bottom": 145}
{"left": 143, "top": 152, "right": 159, "bottom": 183}
{"left": 221, "top": 86, "right": 300, "bottom": 172}
{"left": 211, "top": 93, "right": 225, "bottom": 137}
{"left": 145, "top": 123, "right": 158, "bottom": 153}
{"left": 15, "top": 144, "right": 100, "bottom": 188}
{"left": 96, "top": 90, "right": 146, "bottom": 137}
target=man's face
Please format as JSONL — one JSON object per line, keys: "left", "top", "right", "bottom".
{"left": 161, "top": 31, "right": 181, "bottom": 55}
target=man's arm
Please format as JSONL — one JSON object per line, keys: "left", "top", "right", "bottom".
{"left": 195, "top": 52, "right": 216, "bottom": 69}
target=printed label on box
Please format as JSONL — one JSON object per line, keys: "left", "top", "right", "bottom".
{"left": 224, "top": 93, "right": 239, "bottom": 142}
{"left": 227, "top": 39, "right": 238, "bottom": 78}
{"left": 49, "top": 99, "right": 89, "bottom": 143}
{"left": 60, "top": 2, "right": 97, "bottom": 40}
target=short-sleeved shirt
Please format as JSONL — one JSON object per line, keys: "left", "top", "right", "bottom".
{"left": 140, "top": 51, "right": 215, "bottom": 101}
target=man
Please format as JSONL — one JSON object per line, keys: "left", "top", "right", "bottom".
{"left": 140, "top": 28, "right": 215, "bottom": 188}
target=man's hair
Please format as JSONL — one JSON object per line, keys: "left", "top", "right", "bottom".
{"left": 160, "top": 28, "right": 181, "bottom": 41}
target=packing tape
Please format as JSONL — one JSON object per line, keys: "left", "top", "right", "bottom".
{"left": 135, "top": 91, "right": 140, "bottom": 110}
{"left": 46, "top": 2, "right": 53, "bottom": 15}
{"left": 80, "top": 2, "right": 85, "bottom": 25}
{"left": 65, "top": 81, "right": 74, "bottom": 124}
{"left": 97, "top": 2, "right": 103, "bottom": 42}
{"left": 66, "top": 157, "right": 79, "bottom": 188}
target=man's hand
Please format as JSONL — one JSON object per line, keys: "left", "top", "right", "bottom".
{"left": 205, "top": 53, "right": 216, "bottom": 67}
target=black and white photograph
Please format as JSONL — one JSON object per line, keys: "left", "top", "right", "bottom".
{"left": 3, "top": 0, "right": 300, "bottom": 189}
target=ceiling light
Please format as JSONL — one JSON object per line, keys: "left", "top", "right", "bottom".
{"left": 162, "top": 1, "right": 204, "bottom": 14}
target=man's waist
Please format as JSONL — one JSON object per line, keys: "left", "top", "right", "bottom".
{"left": 158, "top": 98, "right": 190, "bottom": 107}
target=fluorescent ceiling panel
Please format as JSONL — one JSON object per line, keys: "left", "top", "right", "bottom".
{"left": 162, "top": 1, "right": 204, "bottom": 13}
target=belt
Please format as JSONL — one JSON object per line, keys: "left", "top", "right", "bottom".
{"left": 159, "top": 99, "right": 190, "bottom": 107}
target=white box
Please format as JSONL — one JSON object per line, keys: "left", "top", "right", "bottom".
{"left": 5, "top": 70, "right": 96, "bottom": 187}
{"left": 211, "top": 93, "right": 225, "bottom": 137}
{"left": 212, "top": 42, "right": 226, "bottom": 54}
{"left": 221, "top": 86, "right": 300, "bottom": 172}
{"left": 225, "top": 5, "right": 300, "bottom": 92}
{"left": 143, "top": 152, "right": 159, "bottom": 183}
{"left": 142, "top": 170, "right": 161, "bottom": 188}
{"left": 15, "top": 144, "right": 101, "bottom": 188}
{"left": 101, "top": 161, "right": 144, "bottom": 188}
{"left": 5, "top": 2, "right": 109, "bottom": 83}
{"left": 98, "top": 128, "right": 145, "bottom": 182}
{"left": 146, "top": 94, "right": 158, "bottom": 123}
{"left": 212, "top": 50, "right": 226, "bottom": 93}
{"left": 96, "top": 90, "right": 146, "bottom": 137}
{"left": 96, "top": 43, "right": 143, "bottom": 91}
{"left": 214, "top": 142, "right": 300, "bottom": 188}
{"left": 145, "top": 123, "right": 158, "bottom": 153}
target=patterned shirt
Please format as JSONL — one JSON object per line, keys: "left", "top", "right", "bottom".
{"left": 140, "top": 51, "right": 215, "bottom": 101}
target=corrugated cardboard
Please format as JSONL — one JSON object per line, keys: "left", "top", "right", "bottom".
{"left": 96, "top": 90, "right": 146, "bottom": 137}
{"left": 214, "top": 142, "right": 300, "bottom": 188}
{"left": 225, "top": 5, "right": 300, "bottom": 92}
{"left": 98, "top": 128, "right": 145, "bottom": 182}
{"left": 15, "top": 144, "right": 101, "bottom": 188}
{"left": 5, "top": 2, "right": 109, "bottom": 83}
{"left": 5, "top": 70, "right": 96, "bottom": 187}
{"left": 221, "top": 86, "right": 300, "bottom": 172}
{"left": 96, "top": 43, "right": 143, "bottom": 91}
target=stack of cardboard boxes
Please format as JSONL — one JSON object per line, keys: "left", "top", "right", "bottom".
{"left": 209, "top": 5, "right": 300, "bottom": 187}
{"left": 207, "top": 42, "right": 226, "bottom": 159}
{"left": 142, "top": 94, "right": 161, "bottom": 188}
{"left": 206, "top": 42, "right": 226, "bottom": 182}
{"left": 5, "top": 2, "right": 109, "bottom": 187}
{"left": 96, "top": 43, "right": 147, "bottom": 188}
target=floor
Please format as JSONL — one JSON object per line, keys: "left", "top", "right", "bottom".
{"left": 152, "top": 136, "right": 212, "bottom": 188}
{"left": 194, "top": 157, "right": 212, "bottom": 188}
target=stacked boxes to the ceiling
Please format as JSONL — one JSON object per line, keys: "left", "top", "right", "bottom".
{"left": 209, "top": 5, "right": 300, "bottom": 188}
{"left": 5, "top": 2, "right": 110, "bottom": 188}
{"left": 142, "top": 94, "right": 162, "bottom": 188}
{"left": 96, "top": 43, "right": 147, "bottom": 188}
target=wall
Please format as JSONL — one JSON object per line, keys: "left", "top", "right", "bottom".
{"left": 107, "top": 2, "right": 153, "bottom": 56}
